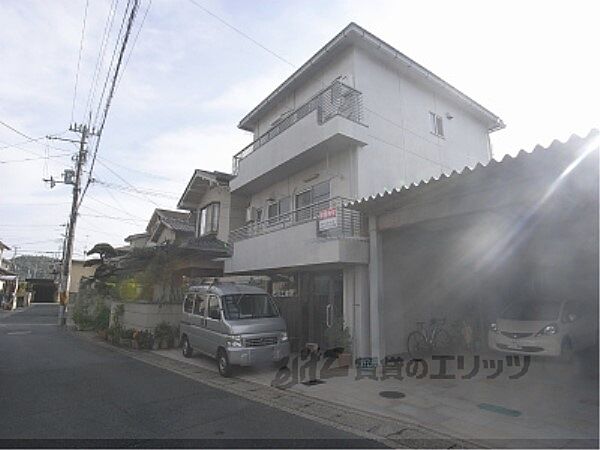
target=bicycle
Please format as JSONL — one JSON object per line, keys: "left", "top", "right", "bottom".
{"left": 406, "top": 319, "right": 452, "bottom": 358}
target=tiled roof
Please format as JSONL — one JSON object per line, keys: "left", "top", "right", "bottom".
{"left": 179, "top": 235, "right": 231, "bottom": 256}
{"left": 348, "top": 129, "right": 599, "bottom": 213}
{"left": 155, "top": 209, "right": 195, "bottom": 234}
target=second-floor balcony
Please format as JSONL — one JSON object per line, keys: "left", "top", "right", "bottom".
{"left": 225, "top": 197, "right": 369, "bottom": 274}
{"left": 230, "top": 197, "right": 367, "bottom": 242}
{"left": 230, "top": 81, "right": 368, "bottom": 194}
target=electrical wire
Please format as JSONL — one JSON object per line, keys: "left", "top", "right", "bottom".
{"left": 70, "top": 0, "right": 90, "bottom": 123}
{"left": 115, "top": 0, "right": 152, "bottom": 90}
{"left": 187, "top": 0, "right": 295, "bottom": 69}
{"left": 91, "top": 0, "right": 133, "bottom": 129}
{"left": 79, "top": 0, "right": 141, "bottom": 209}
{"left": 84, "top": 0, "right": 119, "bottom": 121}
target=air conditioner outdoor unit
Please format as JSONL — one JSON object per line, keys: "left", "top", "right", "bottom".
{"left": 246, "top": 206, "right": 257, "bottom": 223}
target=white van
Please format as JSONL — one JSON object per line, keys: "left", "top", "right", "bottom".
{"left": 180, "top": 282, "right": 290, "bottom": 377}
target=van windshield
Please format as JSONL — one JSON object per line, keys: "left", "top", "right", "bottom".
{"left": 221, "top": 294, "right": 280, "bottom": 320}
{"left": 501, "top": 301, "right": 562, "bottom": 321}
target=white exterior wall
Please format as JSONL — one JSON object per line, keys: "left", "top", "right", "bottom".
{"left": 247, "top": 148, "right": 357, "bottom": 212}
{"left": 253, "top": 47, "right": 356, "bottom": 138}
{"left": 353, "top": 47, "right": 492, "bottom": 199}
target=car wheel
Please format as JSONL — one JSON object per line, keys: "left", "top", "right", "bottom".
{"left": 560, "top": 338, "right": 573, "bottom": 363}
{"left": 217, "top": 349, "right": 232, "bottom": 377}
{"left": 182, "top": 336, "right": 193, "bottom": 358}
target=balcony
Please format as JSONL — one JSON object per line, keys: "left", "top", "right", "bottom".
{"left": 225, "top": 197, "right": 369, "bottom": 274}
{"left": 230, "top": 81, "right": 368, "bottom": 195}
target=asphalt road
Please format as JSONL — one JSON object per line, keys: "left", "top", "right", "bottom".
{"left": 0, "top": 305, "right": 382, "bottom": 448}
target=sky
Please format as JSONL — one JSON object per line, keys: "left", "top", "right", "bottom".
{"left": 0, "top": 0, "right": 598, "bottom": 259}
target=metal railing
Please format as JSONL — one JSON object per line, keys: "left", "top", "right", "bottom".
{"left": 229, "top": 197, "right": 367, "bottom": 243}
{"left": 232, "top": 81, "right": 363, "bottom": 174}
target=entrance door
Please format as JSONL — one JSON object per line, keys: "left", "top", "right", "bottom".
{"left": 310, "top": 271, "right": 343, "bottom": 350}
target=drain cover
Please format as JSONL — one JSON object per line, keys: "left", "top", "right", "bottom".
{"left": 379, "top": 391, "right": 406, "bottom": 399}
{"left": 301, "top": 379, "right": 325, "bottom": 386}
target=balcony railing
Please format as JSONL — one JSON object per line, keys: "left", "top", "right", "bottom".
{"left": 229, "top": 197, "right": 367, "bottom": 243}
{"left": 232, "top": 81, "right": 363, "bottom": 174}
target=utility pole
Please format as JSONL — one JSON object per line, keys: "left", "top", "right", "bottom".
{"left": 45, "top": 122, "right": 98, "bottom": 325}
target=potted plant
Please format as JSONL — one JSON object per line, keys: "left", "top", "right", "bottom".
{"left": 154, "top": 321, "right": 172, "bottom": 349}
{"left": 324, "top": 317, "right": 353, "bottom": 368}
{"left": 120, "top": 328, "right": 134, "bottom": 348}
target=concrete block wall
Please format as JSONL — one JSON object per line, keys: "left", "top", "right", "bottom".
{"left": 115, "top": 301, "right": 182, "bottom": 331}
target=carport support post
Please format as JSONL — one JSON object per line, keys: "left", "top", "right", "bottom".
{"left": 368, "top": 215, "right": 385, "bottom": 362}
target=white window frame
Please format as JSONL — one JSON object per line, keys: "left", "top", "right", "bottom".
{"left": 429, "top": 112, "right": 444, "bottom": 137}
{"left": 197, "top": 202, "right": 220, "bottom": 237}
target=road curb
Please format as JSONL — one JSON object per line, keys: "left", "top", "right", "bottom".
{"left": 72, "top": 330, "right": 483, "bottom": 449}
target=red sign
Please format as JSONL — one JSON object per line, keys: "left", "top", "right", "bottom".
{"left": 318, "top": 208, "right": 337, "bottom": 231}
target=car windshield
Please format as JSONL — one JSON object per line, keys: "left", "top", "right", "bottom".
{"left": 501, "top": 301, "right": 562, "bottom": 321}
{"left": 221, "top": 294, "right": 280, "bottom": 320}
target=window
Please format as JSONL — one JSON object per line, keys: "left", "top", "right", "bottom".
{"left": 208, "top": 295, "right": 221, "bottom": 320}
{"left": 197, "top": 203, "right": 220, "bottom": 237}
{"left": 295, "top": 190, "right": 312, "bottom": 221}
{"left": 193, "top": 295, "right": 206, "bottom": 316}
{"left": 279, "top": 197, "right": 291, "bottom": 216}
{"left": 222, "top": 294, "right": 280, "bottom": 320}
{"left": 183, "top": 295, "right": 193, "bottom": 313}
{"left": 312, "top": 181, "right": 330, "bottom": 207}
{"left": 267, "top": 202, "right": 279, "bottom": 225}
{"left": 430, "top": 112, "right": 444, "bottom": 137}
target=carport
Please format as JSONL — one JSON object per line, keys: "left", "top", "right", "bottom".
{"left": 349, "top": 130, "right": 599, "bottom": 359}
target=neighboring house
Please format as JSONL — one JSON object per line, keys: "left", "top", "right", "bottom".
{"left": 223, "top": 23, "right": 504, "bottom": 355}
{"left": 0, "top": 240, "right": 17, "bottom": 308}
{"left": 68, "top": 259, "right": 97, "bottom": 300}
{"left": 146, "top": 209, "right": 196, "bottom": 246}
{"left": 0, "top": 240, "right": 10, "bottom": 271}
{"left": 176, "top": 169, "right": 245, "bottom": 245}
{"left": 100, "top": 171, "right": 236, "bottom": 303}
{"left": 124, "top": 233, "right": 149, "bottom": 249}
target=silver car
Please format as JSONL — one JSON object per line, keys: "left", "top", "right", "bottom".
{"left": 179, "top": 282, "right": 290, "bottom": 377}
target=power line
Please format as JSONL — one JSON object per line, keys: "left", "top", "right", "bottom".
{"left": 186, "top": 0, "right": 296, "bottom": 69}
{"left": 115, "top": 0, "right": 152, "bottom": 90}
{"left": 71, "top": 0, "right": 90, "bottom": 123}
{"left": 0, "top": 119, "right": 32, "bottom": 140}
{"left": 0, "top": 136, "right": 47, "bottom": 151}
{"left": 80, "top": 0, "right": 141, "bottom": 208}
{"left": 86, "top": 194, "right": 148, "bottom": 220}
{"left": 0, "top": 121, "right": 72, "bottom": 154}
{"left": 0, "top": 154, "right": 68, "bottom": 165}
{"left": 80, "top": 213, "right": 146, "bottom": 223}
{"left": 97, "top": 155, "right": 173, "bottom": 180}
{"left": 84, "top": 0, "right": 119, "bottom": 120}
{"left": 91, "top": 0, "right": 133, "bottom": 129}
{"left": 81, "top": 203, "right": 146, "bottom": 221}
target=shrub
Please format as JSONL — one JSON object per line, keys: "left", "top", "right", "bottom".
{"left": 93, "top": 303, "right": 110, "bottom": 331}
{"left": 154, "top": 321, "right": 177, "bottom": 347}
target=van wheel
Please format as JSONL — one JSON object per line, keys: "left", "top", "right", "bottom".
{"left": 182, "top": 336, "right": 193, "bottom": 358}
{"left": 217, "top": 349, "right": 232, "bottom": 377}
